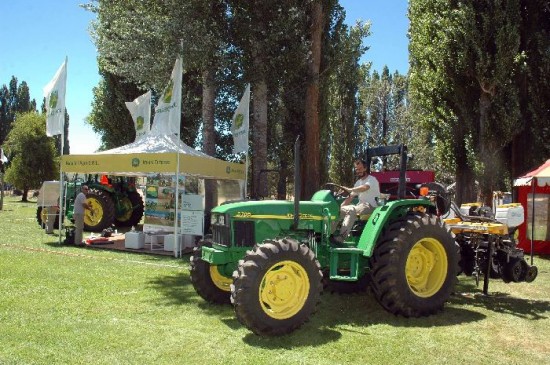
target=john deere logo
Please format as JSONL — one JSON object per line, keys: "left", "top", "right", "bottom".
{"left": 49, "top": 90, "right": 58, "bottom": 109}
{"left": 136, "top": 116, "right": 144, "bottom": 130}
{"left": 132, "top": 158, "right": 140, "bottom": 167}
{"left": 226, "top": 166, "right": 231, "bottom": 174}
{"left": 162, "top": 80, "right": 174, "bottom": 103}
{"left": 235, "top": 113, "right": 244, "bottom": 129}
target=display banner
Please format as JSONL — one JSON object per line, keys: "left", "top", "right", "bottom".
{"left": 125, "top": 90, "right": 151, "bottom": 141}
{"left": 61, "top": 153, "right": 246, "bottom": 180}
{"left": 43, "top": 60, "right": 67, "bottom": 137}
{"left": 231, "top": 84, "right": 250, "bottom": 154}
{"left": 150, "top": 57, "right": 182, "bottom": 136}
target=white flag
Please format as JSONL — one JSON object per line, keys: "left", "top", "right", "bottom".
{"left": 0, "top": 148, "right": 7, "bottom": 163}
{"left": 231, "top": 84, "right": 251, "bottom": 154}
{"left": 125, "top": 90, "right": 151, "bottom": 141}
{"left": 43, "top": 60, "right": 67, "bottom": 137}
{"left": 151, "top": 58, "right": 182, "bottom": 136}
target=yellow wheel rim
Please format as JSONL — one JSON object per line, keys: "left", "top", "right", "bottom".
{"left": 84, "top": 197, "right": 105, "bottom": 227}
{"left": 117, "top": 197, "right": 133, "bottom": 222}
{"left": 209, "top": 265, "right": 232, "bottom": 292}
{"left": 40, "top": 208, "right": 48, "bottom": 224}
{"left": 405, "top": 238, "right": 448, "bottom": 298}
{"left": 259, "top": 260, "right": 310, "bottom": 320}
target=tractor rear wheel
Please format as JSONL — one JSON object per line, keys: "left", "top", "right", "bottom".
{"left": 190, "top": 239, "right": 232, "bottom": 304}
{"left": 369, "top": 213, "right": 459, "bottom": 317}
{"left": 231, "top": 238, "right": 323, "bottom": 336}
{"left": 84, "top": 189, "right": 115, "bottom": 232}
{"left": 114, "top": 191, "right": 144, "bottom": 227}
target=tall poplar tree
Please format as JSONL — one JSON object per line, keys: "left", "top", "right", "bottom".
{"left": 409, "top": 0, "right": 523, "bottom": 205}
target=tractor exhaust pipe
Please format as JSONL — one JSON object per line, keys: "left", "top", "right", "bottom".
{"left": 293, "top": 137, "right": 301, "bottom": 230}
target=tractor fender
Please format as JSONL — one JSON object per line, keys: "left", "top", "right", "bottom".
{"left": 357, "top": 199, "right": 434, "bottom": 258}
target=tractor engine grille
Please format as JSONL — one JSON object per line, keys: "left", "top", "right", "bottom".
{"left": 212, "top": 223, "right": 231, "bottom": 246}
{"left": 212, "top": 220, "right": 255, "bottom": 247}
{"left": 233, "top": 221, "right": 255, "bottom": 247}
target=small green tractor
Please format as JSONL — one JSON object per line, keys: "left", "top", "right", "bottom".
{"left": 190, "top": 142, "right": 537, "bottom": 336}
{"left": 36, "top": 174, "right": 144, "bottom": 232}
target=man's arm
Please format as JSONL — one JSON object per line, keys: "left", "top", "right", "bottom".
{"left": 344, "top": 183, "right": 370, "bottom": 195}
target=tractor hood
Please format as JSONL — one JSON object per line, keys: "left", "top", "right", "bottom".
{"left": 210, "top": 190, "right": 339, "bottom": 246}
{"left": 212, "top": 190, "right": 338, "bottom": 222}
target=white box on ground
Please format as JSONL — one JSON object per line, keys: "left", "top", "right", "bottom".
{"left": 182, "top": 234, "right": 196, "bottom": 249}
{"left": 151, "top": 235, "right": 165, "bottom": 246}
{"left": 125, "top": 232, "right": 145, "bottom": 249}
{"left": 164, "top": 234, "right": 182, "bottom": 251}
{"left": 495, "top": 203, "right": 524, "bottom": 228}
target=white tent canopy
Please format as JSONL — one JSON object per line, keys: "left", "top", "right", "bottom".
{"left": 61, "top": 133, "right": 246, "bottom": 180}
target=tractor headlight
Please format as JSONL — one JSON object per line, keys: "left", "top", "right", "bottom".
{"left": 211, "top": 213, "right": 226, "bottom": 226}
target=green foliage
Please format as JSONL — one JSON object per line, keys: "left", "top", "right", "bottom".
{"left": 3, "top": 112, "right": 58, "bottom": 194}
{"left": 357, "top": 67, "right": 413, "bottom": 171}
{"left": 409, "top": 0, "right": 527, "bottom": 204}
{"left": 87, "top": 72, "right": 140, "bottom": 150}
{"left": 0, "top": 77, "right": 37, "bottom": 146}
{"left": 325, "top": 19, "right": 370, "bottom": 185}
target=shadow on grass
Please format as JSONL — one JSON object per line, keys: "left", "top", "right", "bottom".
{"left": 237, "top": 292, "right": 484, "bottom": 347}
{"left": 147, "top": 271, "right": 199, "bottom": 306}
{"left": 450, "top": 282, "right": 549, "bottom": 320}
{"left": 241, "top": 327, "right": 342, "bottom": 347}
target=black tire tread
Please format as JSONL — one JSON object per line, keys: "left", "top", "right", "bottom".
{"left": 189, "top": 239, "right": 231, "bottom": 304}
{"left": 231, "top": 237, "right": 323, "bottom": 336}
{"left": 369, "top": 213, "right": 459, "bottom": 317}
{"left": 84, "top": 189, "right": 115, "bottom": 232}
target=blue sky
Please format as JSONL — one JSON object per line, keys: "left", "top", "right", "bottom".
{"left": 0, "top": 0, "right": 408, "bottom": 154}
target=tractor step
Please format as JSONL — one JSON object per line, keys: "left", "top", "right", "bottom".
{"left": 329, "top": 275, "right": 358, "bottom": 282}
{"left": 329, "top": 247, "right": 364, "bottom": 281}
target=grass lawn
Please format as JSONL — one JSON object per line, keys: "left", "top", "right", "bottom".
{"left": 1, "top": 196, "right": 549, "bottom": 365}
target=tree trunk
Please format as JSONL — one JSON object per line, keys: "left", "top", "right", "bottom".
{"left": 478, "top": 90, "right": 494, "bottom": 207}
{"left": 252, "top": 78, "right": 268, "bottom": 198}
{"left": 453, "top": 118, "right": 477, "bottom": 205}
{"left": 22, "top": 187, "right": 29, "bottom": 202}
{"left": 303, "top": 0, "right": 323, "bottom": 200}
{"left": 202, "top": 67, "right": 217, "bottom": 212}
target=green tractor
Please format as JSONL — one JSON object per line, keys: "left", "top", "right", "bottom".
{"left": 190, "top": 142, "right": 461, "bottom": 336}
{"left": 36, "top": 175, "right": 144, "bottom": 232}
{"left": 190, "top": 141, "right": 538, "bottom": 336}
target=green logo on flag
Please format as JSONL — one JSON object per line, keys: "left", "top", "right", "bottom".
{"left": 235, "top": 113, "right": 244, "bottom": 129}
{"left": 132, "top": 158, "right": 140, "bottom": 167}
{"left": 162, "top": 80, "right": 173, "bottom": 103}
{"left": 49, "top": 90, "right": 58, "bottom": 109}
{"left": 136, "top": 116, "right": 144, "bottom": 130}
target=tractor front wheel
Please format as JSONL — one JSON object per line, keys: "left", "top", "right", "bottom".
{"left": 84, "top": 189, "right": 115, "bottom": 232}
{"left": 231, "top": 238, "right": 323, "bottom": 336}
{"left": 369, "top": 213, "right": 459, "bottom": 317}
{"left": 190, "top": 239, "right": 232, "bottom": 304}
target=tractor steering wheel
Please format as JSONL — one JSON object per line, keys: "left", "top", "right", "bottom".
{"left": 324, "top": 183, "right": 350, "bottom": 199}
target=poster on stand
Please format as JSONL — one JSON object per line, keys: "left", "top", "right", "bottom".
{"left": 143, "top": 174, "right": 185, "bottom": 232}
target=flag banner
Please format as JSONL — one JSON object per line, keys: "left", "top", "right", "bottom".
{"left": 230, "top": 84, "right": 251, "bottom": 154}
{"left": 43, "top": 60, "right": 67, "bottom": 137}
{"left": 151, "top": 58, "right": 182, "bottom": 136}
{"left": 1, "top": 148, "right": 7, "bottom": 163}
{"left": 125, "top": 90, "right": 152, "bottom": 141}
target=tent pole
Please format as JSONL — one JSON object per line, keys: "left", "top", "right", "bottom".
{"left": 530, "top": 178, "right": 535, "bottom": 265}
{"left": 174, "top": 150, "right": 180, "bottom": 258}
{"left": 245, "top": 153, "right": 249, "bottom": 198}
{"left": 58, "top": 122, "right": 64, "bottom": 246}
